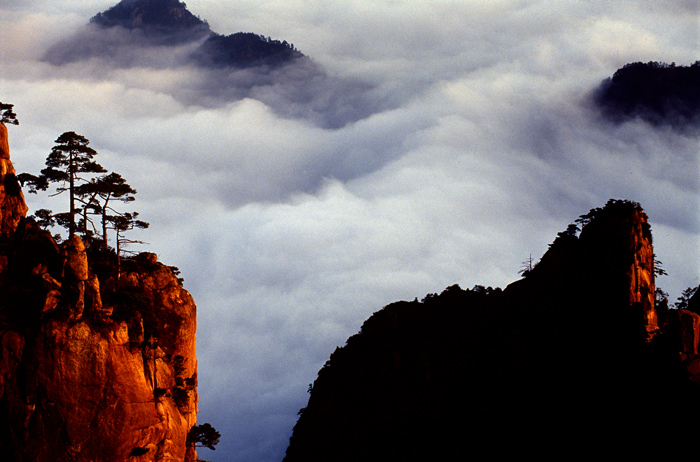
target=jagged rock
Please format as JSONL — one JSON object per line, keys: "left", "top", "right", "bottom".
{"left": 0, "top": 123, "right": 28, "bottom": 240}
{"left": 85, "top": 272, "right": 110, "bottom": 318}
{"left": 0, "top": 123, "right": 9, "bottom": 159}
{"left": 0, "top": 257, "right": 199, "bottom": 461}
{"left": 119, "top": 254, "right": 198, "bottom": 425}
{"left": 61, "top": 235, "right": 89, "bottom": 282}
{"left": 61, "top": 235, "right": 89, "bottom": 321}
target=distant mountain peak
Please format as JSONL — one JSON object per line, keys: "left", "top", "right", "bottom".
{"left": 595, "top": 61, "right": 700, "bottom": 131}
{"left": 80, "top": 0, "right": 305, "bottom": 67}
{"left": 90, "top": 0, "right": 211, "bottom": 39}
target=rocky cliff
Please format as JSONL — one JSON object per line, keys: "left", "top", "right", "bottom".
{"left": 284, "top": 199, "right": 699, "bottom": 461}
{"left": 0, "top": 123, "right": 199, "bottom": 462}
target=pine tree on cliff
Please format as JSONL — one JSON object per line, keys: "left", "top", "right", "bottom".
{"left": 19, "top": 132, "right": 106, "bottom": 237}
{"left": 75, "top": 171, "right": 141, "bottom": 247}
{"left": 188, "top": 423, "right": 221, "bottom": 451}
{"left": 108, "top": 211, "right": 149, "bottom": 278}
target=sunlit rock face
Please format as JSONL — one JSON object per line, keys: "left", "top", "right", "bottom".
{"left": 0, "top": 124, "right": 27, "bottom": 239}
{"left": 285, "top": 199, "right": 697, "bottom": 462}
{"left": 575, "top": 200, "right": 658, "bottom": 339}
{"left": 0, "top": 123, "right": 198, "bottom": 461}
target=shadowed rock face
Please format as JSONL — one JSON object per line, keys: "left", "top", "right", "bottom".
{"left": 284, "top": 199, "right": 698, "bottom": 462}
{"left": 0, "top": 123, "right": 199, "bottom": 462}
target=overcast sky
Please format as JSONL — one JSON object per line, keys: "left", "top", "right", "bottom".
{"left": 1, "top": 1, "right": 698, "bottom": 461}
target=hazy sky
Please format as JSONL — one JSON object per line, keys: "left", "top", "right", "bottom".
{"left": 1, "top": 1, "right": 698, "bottom": 461}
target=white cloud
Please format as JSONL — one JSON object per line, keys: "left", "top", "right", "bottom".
{"left": 1, "top": 1, "right": 698, "bottom": 461}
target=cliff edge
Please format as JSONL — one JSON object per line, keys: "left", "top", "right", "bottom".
{"left": 0, "top": 123, "right": 199, "bottom": 462}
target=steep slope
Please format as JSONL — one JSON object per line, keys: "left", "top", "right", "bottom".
{"left": 0, "top": 124, "right": 199, "bottom": 461}
{"left": 284, "top": 199, "right": 699, "bottom": 461}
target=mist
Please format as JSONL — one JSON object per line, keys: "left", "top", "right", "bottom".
{"left": 0, "top": 1, "right": 698, "bottom": 461}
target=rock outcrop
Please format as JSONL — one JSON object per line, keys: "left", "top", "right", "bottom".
{"left": 0, "top": 123, "right": 28, "bottom": 239}
{"left": 0, "top": 123, "right": 199, "bottom": 462}
{"left": 284, "top": 199, "right": 698, "bottom": 462}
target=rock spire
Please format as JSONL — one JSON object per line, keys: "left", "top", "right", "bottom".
{"left": 0, "top": 123, "right": 28, "bottom": 239}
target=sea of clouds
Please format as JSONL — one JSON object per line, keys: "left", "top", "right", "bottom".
{"left": 1, "top": 1, "right": 698, "bottom": 461}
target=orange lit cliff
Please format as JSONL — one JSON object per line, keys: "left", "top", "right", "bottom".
{"left": 0, "top": 123, "right": 198, "bottom": 462}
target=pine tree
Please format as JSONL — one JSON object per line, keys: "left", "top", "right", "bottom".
{"left": 108, "top": 211, "right": 149, "bottom": 277}
{"left": 19, "top": 132, "right": 106, "bottom": 237}
{"left": 76, "top": 172, "right": 139, "bottom": 247}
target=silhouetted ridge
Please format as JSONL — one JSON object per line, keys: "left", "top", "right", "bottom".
{"left": 46, "top": 0, "right": 305, "bottom": 68}
{"left": 285, "top": 199, "right": 700, "bottom": 461}
{"left": 91, "top": 0, "right": 208, "bottom": 32}
{"left": 595, "top": 61, "right": 700, "bottom": 130}
{"left": 191, "top": 32, "right": 303, "bottom": 68}
{"left": 90, "top": 0, "right": 210, "bottom": 44}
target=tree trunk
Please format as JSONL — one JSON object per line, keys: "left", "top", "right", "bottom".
{"left": 116, "top": 230, "right": 121, "bottom": 280}
{"left": 102, "top": 195, "right": 111, "bottom": 248}
{"left": 69, "top": 148, "right": 75, "bottom": 237}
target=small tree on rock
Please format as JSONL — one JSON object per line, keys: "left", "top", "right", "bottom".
{"left": 188, "top": 423, "right": 221, "bottom": 451}
{"left": 0, "top": 102, "right": 18, "bottom": 125}
{"left": 518, "top": 253, "right": 535, "bottom": 277}
{"left": 108, "top": 211, "right": 149, "bottom": 277}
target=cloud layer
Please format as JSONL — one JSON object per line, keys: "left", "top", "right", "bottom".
{"left": 1, "top": 1, "right": 698, "bottom": 461}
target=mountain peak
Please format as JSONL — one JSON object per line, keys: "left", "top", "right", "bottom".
{"left": 90, "top": 0, "right": 210, "bottom": 39}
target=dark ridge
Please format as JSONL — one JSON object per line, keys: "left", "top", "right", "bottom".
{"left": 90, "top": 0, "right": 210, "bottom": 37}
{"left": 190, "top": 32, "right": 304, "bottom": 68}
{"left": 595, "top": 61, "right": 700, "bottom": 130}
{"left": 48, "top": 0, "right": 306, "bottom": 68}
{"left": 284, "top": 199, "right": 700, "bottom": 461}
